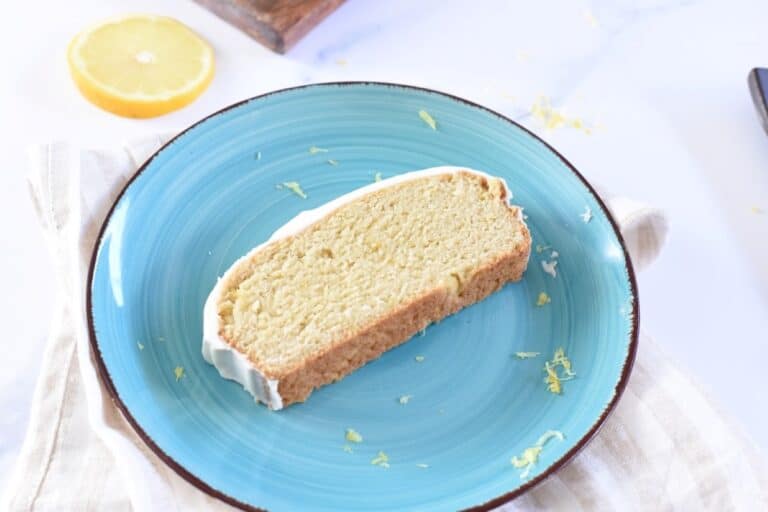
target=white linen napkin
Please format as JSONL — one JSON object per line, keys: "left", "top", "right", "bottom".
{"left": 3, "top": 135, "right": 766, "bottom": 511}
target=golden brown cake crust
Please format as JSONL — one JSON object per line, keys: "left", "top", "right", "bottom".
{"left": 275, "top": 210, "right": 530, "bottom": 406}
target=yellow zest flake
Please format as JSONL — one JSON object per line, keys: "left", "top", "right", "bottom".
{"left": 398, "top": 395, "right": 413, "bottom": 405}
{"left": 571, "top": 118, "right": 592, "bottom": 134}
{"left": 335, "top": 58, "right": 348, "bottom": 66}
{"left": 371, "top": 451, "right": 390, "bottom": 468}
{"left": 327, "top": 159, "right": 339, "bottom": 166}
{"left": 511, "top": 446, "right": 542, "bottom": 478}
{"left": 174, "top": 366, "right": 184, "bottom": 381}
{"left": 515, "top": 351, "right": 540, "bottom": 359}
{"left": 535, "top": 244, "right": 552, "bottom": 254}
{"left": 309, "top": 146, "right": 328, "bottom": 154}
{"left": 343, "top": 445, "right": 354, "bottom": 453}
{"left": 531, "top": 96, "right": 592, "bottom": 133}
{"left": 511, "top": 430, "right": 565, "bottom": 479}
{"left": 515, "top": 50, "right": 530, "bottom": 62}
{"left": 278, "top": 181, "right": 307, "bottom": 199}
{"left": 536, "top": 430, "right": 565, "bottom": 445}
{"left": 552, "top": 347, "right": 575, "bottom": 376}
{"left": 536, "top": 292, "right": 551, "bottom": 307}
{"left": 345, "top": 428, "right": 363, "bottom": 443}
{"left": 544, "top": 362, "right": 562, "bottom": 394}
{"left": 752, "top": 206, "right": 764, "bottom": 214}
{"left": 137, "top": 342, "right": 144, "bottom": 351}
{"left": 416, "top": 463, "right": 429, "bottom": 468}
{"left": 418, "top": 109, "right": 437, "bottom": 130}
{"left": 531, "top": 96, "right": 564, "bottom": 130}
{"left": 414, "top": 355, "right": 425, "bottom": 362}
{"left": 374, "top": 172, "right": 383, "bottom": 183}
{"left": 544, "top": 348, "right": 575, "bottom": 394}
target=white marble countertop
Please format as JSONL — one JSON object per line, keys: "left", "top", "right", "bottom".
{"left": 2, "top": 0, "right": 767, "bottom": 490}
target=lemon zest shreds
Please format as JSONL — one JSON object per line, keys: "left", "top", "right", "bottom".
{"left": 511, "top": 430, "right": 565, "bottom": 479}
{"left": 371, "top": 451, "right": 390, "bottom": 468}
{"left": 536, "top": 292, "right": 551, "bottom": 307}
{"left": 515, "top": 352, "right": 540, "bottom": 359}
{"left": 419, "top": 109, "right": 437, "bottom": 130}
{"left": 174, "top": 366, "right": 184, "bottom": 381}
{"left": 345, "top": 428, "right": 363, "bottom": 443}
{"left": 511, "top": 446, "right": 543, "bottom": 479}
{"left": 309, "top": 146, "right": 328, "bottom": 154}
{"left": 530, "top": 96, "right": 592, "bottom": 134}
{"left": 544, "top": 348, "right": 575, "bottom": 394}
{"left": 278, "top": 181, "right": 307, "bottom": 199}
{"left": 552, "top": 347, "right": 575, "bottom": 377}
{"left": 544, "top": 362, "right": 561, "bottom": 394}
{"left": 536, "top": 430, "right": 565, "bottom": 445}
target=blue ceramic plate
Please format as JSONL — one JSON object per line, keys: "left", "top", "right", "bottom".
{"left": 88, "top": 83, "right": 638, "bottom": 511}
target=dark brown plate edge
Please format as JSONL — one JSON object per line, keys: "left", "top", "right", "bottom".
{"left": 85, "top": 81, "right": 640, "bottom": 512}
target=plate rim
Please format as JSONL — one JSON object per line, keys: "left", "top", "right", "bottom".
{"left": 86, "top": 81, "right": 640, "bottom": 512}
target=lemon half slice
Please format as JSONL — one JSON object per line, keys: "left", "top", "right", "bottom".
{"left": 68, "top": 15, "right": 215, "bottom": 118}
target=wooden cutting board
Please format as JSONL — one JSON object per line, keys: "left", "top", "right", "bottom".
{"left": 194, "top": 0, "right": 345, "bottom": 53}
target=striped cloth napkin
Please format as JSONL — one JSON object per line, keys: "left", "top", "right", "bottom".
{"left": 3, "top": 135, "right": 766, "bottom": 511}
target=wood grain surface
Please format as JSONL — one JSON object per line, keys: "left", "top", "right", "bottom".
{"left": 194, "top": 0, "right": 345, "bottom": 53}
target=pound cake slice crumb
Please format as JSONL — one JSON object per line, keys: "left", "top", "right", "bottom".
{"left": 202, "top": 166, "right": 531, "bottom": 409}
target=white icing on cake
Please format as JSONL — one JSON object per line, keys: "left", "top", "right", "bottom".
{"left": 201, "top": 166, "right": 523, "bottom": 410}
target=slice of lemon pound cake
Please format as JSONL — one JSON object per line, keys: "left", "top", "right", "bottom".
{"left": 202, "top": 167, "right": 531, "bottom": 409}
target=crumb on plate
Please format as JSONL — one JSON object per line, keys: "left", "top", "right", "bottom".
{"left": 541, "top": 260, "right": 558, "bottom": 278}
